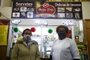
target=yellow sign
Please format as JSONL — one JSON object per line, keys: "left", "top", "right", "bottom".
{"left": 0, "top": 25, "right": 8, "bottom": 45}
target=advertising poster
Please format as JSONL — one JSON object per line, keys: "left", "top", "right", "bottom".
{"left": 0, "top": 20, "right": 9, "bottom": 45}
{"left": 12, "top": 0, "right": 82, "bottom": 19}
{"left": 0, "top": 25, "right": 8, "bottom": 45}
{"left": 35, "top": 2, "right": 82, "bottom": 19}
{"left": 12, "top": 0, "right": 35, "bottom": 18}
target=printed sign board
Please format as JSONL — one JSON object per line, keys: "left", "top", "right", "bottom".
{"left": 12, "top": 1, "right": 82, "bottom": 19}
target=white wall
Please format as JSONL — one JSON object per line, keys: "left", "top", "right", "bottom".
{"left": 0, "top": 7, "right": 12, "bottom": 19}
{"left": 1, "top": 0, "right": 12, "bottom": 7}
{"left": 82, "top": 2, "right": 90, "bottom": 19}
{"left": 0, "top": 0, "right": 12, "bottom": 19}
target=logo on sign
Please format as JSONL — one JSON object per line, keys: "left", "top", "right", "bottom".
{"left": 36, "top": 3, "right": 56, "bottom": 18}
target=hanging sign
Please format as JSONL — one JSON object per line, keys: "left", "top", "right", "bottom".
{"left": 35, "top": 2, "right": 82, "bottom": 19}
{"left": 12, "top": 0, "right": 35, "bottom": 18}
{"left": 12, "top": 1, "right": 82, "bottom": 19}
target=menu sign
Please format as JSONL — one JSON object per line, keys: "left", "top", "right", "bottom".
{"left": 51, "top": 2, "right": 82, "bottom": 19}
{"left": 12, "top": 1, "right": 35, "bottom": 18}
{"left": 12, "top": 1, "right": 82, "bottom": 19}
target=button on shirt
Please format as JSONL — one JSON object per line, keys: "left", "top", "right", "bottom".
{"left": 51, "top": 38, "right": 80, "bottom": 60}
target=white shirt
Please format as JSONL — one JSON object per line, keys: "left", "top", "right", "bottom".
{"left": 51, "top": 38, "right": 80, "bottom": 60}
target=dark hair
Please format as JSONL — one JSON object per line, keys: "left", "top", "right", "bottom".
{"left": 22, "top": 28, "right": 32, "bottom": 36}
{"left": 56, "top": 25, "right": 69, "bottom": 33}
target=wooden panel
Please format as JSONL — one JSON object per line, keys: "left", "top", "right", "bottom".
{"left": 0, "top": 46, "right": 7, "bottom": 60}
{"left": 86, "top": 29, "right": 90, "bottom": 60}
{"left": 83, "top": 19, "right": 90, "bottom": 60}
{"left": 84, "top": 20, "right": 90, "bottom": 28}
{"left": 85, "top": 21, "right": 90, "bottom": 28}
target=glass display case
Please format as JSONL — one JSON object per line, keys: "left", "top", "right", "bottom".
{"left": 7, "top": 19, "right": 85, "bottom": 60}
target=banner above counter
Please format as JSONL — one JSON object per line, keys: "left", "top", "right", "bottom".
{"left": 11, "top": 1, "right": 82, "bottom": 19}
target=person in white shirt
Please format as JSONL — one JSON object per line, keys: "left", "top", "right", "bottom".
{"left": 50, "top": 25, "right": 80, "bottom": 60}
